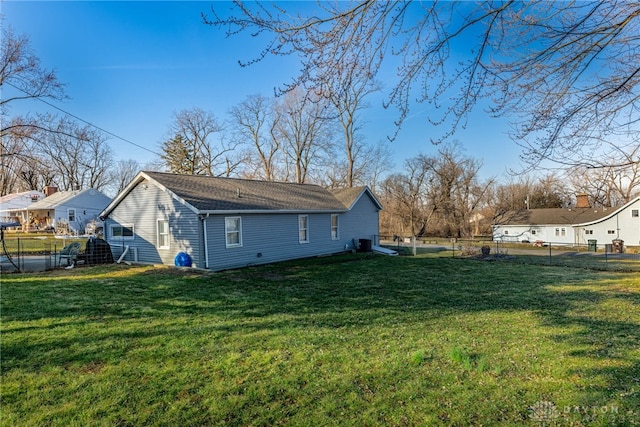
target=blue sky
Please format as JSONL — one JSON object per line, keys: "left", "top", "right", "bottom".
{"left": 3, "top": 1, "right": 522, "bottom": 181}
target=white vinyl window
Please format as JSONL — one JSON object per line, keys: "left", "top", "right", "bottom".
{"left": 111, "top": 224, "right": 134, "bottom": 240}
{"left": 299, "top": 215, "right": 309, "bottom": 243}
{"left": 330, "top": 214, "right": 339, "bottom": 240}
{"left": 561, "top": 228, "right": 566, "bottom": 236}
{"left": 632, "top": 209, "right": 639, "bottom": 218}
{"left": 607, "top": 230, "right": 615, "bottom": 235}
{"left": 68, "top": 208, "right": 76, "bottom": 222}
{"left": 157, "top": 219, "right": 169, "bottom": 249}
{"left": 585, "top": 230, "right": 593, "bottom": 235}
{"left": 225, "top": 217, "right": 242, "bottom": 248}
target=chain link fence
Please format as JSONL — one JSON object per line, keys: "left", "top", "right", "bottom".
{"left": 379, "top": 236, "right": 640, "bottom": 272}
{"left": 0, "top": 235, "right": 84, "bottom": 273}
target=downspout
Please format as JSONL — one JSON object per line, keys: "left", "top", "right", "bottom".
{"left": 202, "top": 214, "right": 209, "bottom": 269}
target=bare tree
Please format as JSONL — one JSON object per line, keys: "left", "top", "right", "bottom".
{"left": 317, "top": 46, "right": 381, "bottom": 187}
{"left": 423, "top": 143, "right": 493, "bottom": 238}
{"left": 0, "top": 26, "right": 65, "bottom": 125}
{"left": 30, "top": 115, "right": 114, "bottom": 192}
{"left": 1, "top": 26, "right": 66, "bottom": 195}
{"left": 491, "top": 173, "right": 571, "bottom": 214}
{"left": 379, "top": 157, "right": 433, "bottom": 238}
{"left": 204, "top": 1, "right": 640, "bottom": 169}
{"left": 569, "top": 148, "right": 640, "bottom": 207}
{"left": 160, "top": 107, "right": 242, "bottom": 177}
{"left": 110, "top": 159, "right": 141, "bottom": 196}
{"left": 229, "top": 94, "right": 281, "bottom": 181}
{"left": 272, "top": 89, "right": 335, "bottom": 184}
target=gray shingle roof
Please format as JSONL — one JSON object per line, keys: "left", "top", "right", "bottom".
{"left": 494, "top": 207, "right": 614, "bottom": 226}
{"left": 144, "top": 171, "right": 360, "bottom": 212}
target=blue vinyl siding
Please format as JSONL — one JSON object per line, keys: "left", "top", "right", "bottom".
{"left": 204, "top": 193, "right": 380, "bottom": 271}
{"left": 105, "top": 180, "right": 203, "bottom": 267}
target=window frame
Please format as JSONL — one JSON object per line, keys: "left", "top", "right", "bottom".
{"left": 68, "top": 208, "right": 76, "bottom": 222}
{"left": 299, "top": 215, "right": 310, "bottom": 244}
{"left": 632, "top": 209, "right": 639, "bottom": 218}
{"left": 157, "top": 219, "right": 170, "bottom": 249}
{"left": 110, "top": 223, "right": 134, "bottom": 240}
{"left": 225, "top": 216, "right": 243, "bottom": 248}
{"left": 330, "top": 214, "right": 339, "bottom": 240}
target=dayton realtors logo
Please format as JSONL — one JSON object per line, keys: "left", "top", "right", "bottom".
{"left": 528, "top": 400, "right": 636, "bottom": 426}
{"left": 529, "top": 401, "right": 560, "bottom": 426}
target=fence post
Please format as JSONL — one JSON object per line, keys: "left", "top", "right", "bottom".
{"left": 549, "top": 243, "right": 552, "bottom": 266}
{"left": 17, "top": 235, "right": 22, "bottom": 272}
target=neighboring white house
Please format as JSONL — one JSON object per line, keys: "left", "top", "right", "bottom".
{"left": 0, "top": 190, "right": 45, "bottom": 224}
{"left": 493, "top": 196, "right": 640, "bottom": 249}
{"left": 99, "top": 171, "right": 383, "bottom": 271}
{"left": 23, "top": 188, "right": 112, "bottom": 234}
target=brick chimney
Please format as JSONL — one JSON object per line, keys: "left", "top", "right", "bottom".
{"left": 575, "top": 194, "right": 590, "bottom": 208}
{"left": 44, "top": 186, "right": 58, "bottom": 197}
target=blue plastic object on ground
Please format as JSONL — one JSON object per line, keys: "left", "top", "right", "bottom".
{"left": 174, "top": 252, "right": 192, "bottom": 267}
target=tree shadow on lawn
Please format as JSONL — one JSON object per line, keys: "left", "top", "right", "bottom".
{"left": 2, "top": 256, "right": 639, "bottom": 415}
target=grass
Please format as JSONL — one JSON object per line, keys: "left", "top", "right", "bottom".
{"left": 2, "top": 253, "right": 639, "bottom": 426}
{"left": 1, "top": 233, "right": 85, "bottom": 254}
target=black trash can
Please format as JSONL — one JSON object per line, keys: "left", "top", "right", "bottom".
{"left": 358, "top": 238, "right": 372, "bottom": 253}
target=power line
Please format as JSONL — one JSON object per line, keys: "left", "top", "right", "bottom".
{"left": 4, "top": 81, "right": 162, "bottom": 157}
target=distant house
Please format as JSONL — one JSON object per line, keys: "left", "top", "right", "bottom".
{"left": 0, "top": 190, "right": 45, "bottom": 225}
{"left": 493, "top": 195, "right": 640, "bottom": 249}
{"left": 24, "top": 188, "right": 112, "bottom": 234}
{"left": 99, "top": 171, "right": 383, "bottom": 271}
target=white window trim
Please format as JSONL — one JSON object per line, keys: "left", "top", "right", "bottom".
{"left": 330, "top": 214, "right": 339, "bottom": 240}
{"left": 68, "top": 208, "right": 76, "bottom": 222}
{"left": 225, "top": 216, "right": 243, "bottom": 248}
{"left": 110, "top": 223, "right": 134, "bottom": 240}
{"left": 157, "top": 219, "right": 170, "bottom": 249}
{"left": 299, "top": 215, "right": 309, "bottom": 244}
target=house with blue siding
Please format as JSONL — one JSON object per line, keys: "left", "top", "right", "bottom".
{"left": 99, "top": 171, "right": 383, "bottom": 270}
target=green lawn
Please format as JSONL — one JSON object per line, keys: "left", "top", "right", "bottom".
{"left": 2, "top": 254, "right": 639, "bottom": 426}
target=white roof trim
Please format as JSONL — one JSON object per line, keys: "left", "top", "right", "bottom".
{"left": 573, "top": 197, "right": 640, "bottom": 227}
{"left": 344, "top": 187, "right": 383, "bottom": 211}
{"left": 100, "top": 171, "right": 200, "bottom": 219}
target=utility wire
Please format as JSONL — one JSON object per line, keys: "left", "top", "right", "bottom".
{"left": 4, "top": 81, "right": 162, "bottom": 157}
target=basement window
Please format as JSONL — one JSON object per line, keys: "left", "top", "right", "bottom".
{"left": 111, "top": 224, "right": 134, "bottom": 240}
